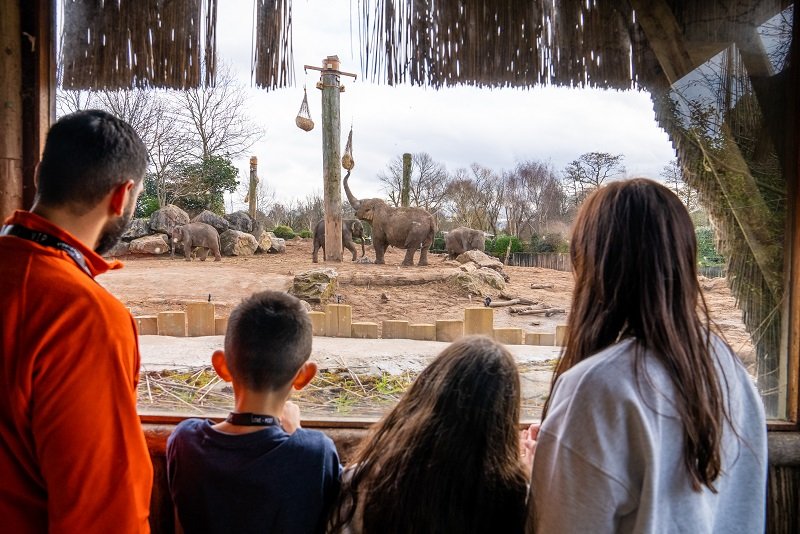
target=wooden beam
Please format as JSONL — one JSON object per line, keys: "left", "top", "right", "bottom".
{"left": 0, "top": 0, "right": 23, "bottom": 220}
{"left": 630, "top": 0, "right": 696, "bottom": 85}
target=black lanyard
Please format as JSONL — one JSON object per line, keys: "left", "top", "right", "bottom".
{"left": 1, "top": 224, "right": 93, "bottom": 278}
{"left": 225, "top": 412, "right": 279, "bottom": 427}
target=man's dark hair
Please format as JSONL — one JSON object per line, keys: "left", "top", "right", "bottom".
{"left": 36, "top": 109, "right": 148, "bottom": 212}
{"left": 224, "top": 291, "right": 313, "bottom": 391}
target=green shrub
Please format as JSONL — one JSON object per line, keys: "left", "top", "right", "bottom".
{"left": 530, "top": 233, "right": 569, "bottom": 253}
{"left": 272, "top": 225, "right": 296, "bottom": 239}
{"left": 432, "top": 231, "right": 446, "bottom": 252}
{"left": 299, "top": 230, "right": 313, "bottom": 239}
{"left": 135, "top": 195, "right": 160, "bottom": 218}
{"left": 489, "top": 235, "right": 523, "bottom": 260}
{"left": 696, "top": 226, "right": 725, "bottom": 266}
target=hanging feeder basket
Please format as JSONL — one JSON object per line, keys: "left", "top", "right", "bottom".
{"left": 295, "top": 87, "right": 314, "bottom": 132}
{"left": 342, "top": 126, "right": 355, "bottom": 170}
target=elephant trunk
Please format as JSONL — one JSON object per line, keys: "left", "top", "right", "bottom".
{"left": 343, "top": 171, "right": 361, "bottom": 210}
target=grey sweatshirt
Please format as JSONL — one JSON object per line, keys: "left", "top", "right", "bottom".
{"left": 528, "top": 336, "right": 767, "bottom": 534}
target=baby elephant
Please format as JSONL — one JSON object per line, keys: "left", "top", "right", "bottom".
{"left": 171, "top": 222, "right": 222, "bottom": 262}
{"left": 445, "top": 226, "right": 486, "bottom": 259}
{"left": 312, "top": 219, "right": 365, "bottom": 262}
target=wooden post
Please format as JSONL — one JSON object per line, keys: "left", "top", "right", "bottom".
{"left": 0, "top": 0, "right": 23, "bottom": 220}
{"left": 248, "top": 156, "right": 258, "bottom": 220}
{"left": 320, "top": 55, "right": 343, "bottom": 261}
{"left": 401, "top": 152, "right": 411, "bottom": 207}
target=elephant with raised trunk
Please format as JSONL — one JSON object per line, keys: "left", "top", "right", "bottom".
{"left": 312, "top": 218, "right": 365, "bottom": 263}
{"left": 445, "top": 226, "right": 486, "bottom": 259}
{"left": 344, "top": 171, "right": 435, "bottom": 266}
{"left": 171, "top": 222, "right": 221, "bottom": 261}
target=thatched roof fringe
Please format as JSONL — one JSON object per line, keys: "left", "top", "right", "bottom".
{"left": 358, "top": 0, "right": 647, "bottom": 89}
{"left": 252, "top": 0, "right": 295, "bottom": 90}
{"left": 60, "top": 0, "right": 219, "bottom": 90}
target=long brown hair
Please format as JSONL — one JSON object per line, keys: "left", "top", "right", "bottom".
{"left": 543, "top": 178, "right": 728, "bottom": 492}
{"left": 329, "top": 336, "right": 529, "bottom": 534}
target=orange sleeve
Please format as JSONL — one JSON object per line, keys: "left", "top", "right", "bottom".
{"left": 31, "top": 300, "right": 152, "bottom": 533}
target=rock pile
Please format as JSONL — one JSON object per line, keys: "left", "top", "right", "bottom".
{"left": 447, "top": 250, "right": 510, "bottom": 296}
{"left": 290, "top": 268, "right": 338, "bottom": 303}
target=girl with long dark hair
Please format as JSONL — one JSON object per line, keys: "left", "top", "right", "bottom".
{"left": 329, "top": 336, "right": 529, "bottom": 534}
{"left": 526, "top": 179, "right": 767, "bottom": 533}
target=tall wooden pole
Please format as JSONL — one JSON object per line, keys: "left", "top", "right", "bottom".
{"left": 401, "top": 152, "right": 412, "bottom": 207}
{"left": 320, "top": 55, "right": 343, "bottom": 261}
{"left": 0, "top": 0, "right": 23, "bottom": 220}
{"left": 248, "top": 156, "right": 258, "bottom": 220}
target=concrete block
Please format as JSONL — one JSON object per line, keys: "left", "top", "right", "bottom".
{"left": 325, "top": 304, "right": 352, "bottom": 338}
{"left": 494, "top": 327, "right": 523, "bottom": 345}
{"left": 157, "top": 311, "right": 186, "bottom": 337}
{"left": 526, "top": 332, "right": 556, "bottom": 346}
{"left": 308, "top": 311, "right": 326, "bottom": 336}
{"left": 351, "top": 322, "right": 379, "bottom": 339}
{"left": 135, "top": 316, "right": 158, "bottom": 335}
{"left": 436, "top": 320, "right": 464, "bottom": 342}
{"left": 215, "top": 316, "right": 229, "bottom": 336}
{"left": 186, "top": 301, "right": 215, "bottom": 337}
{"left": 464, "top": 307, "right": 493, "bottom": 336}
{"left": 555, "top": 325, "right": 569, "bottom": 346}
{"left": 409, "top": 323, "right": 436, "bottom": 341}
{"left": 382, "top": 320, "right": 410, "bottom": 339}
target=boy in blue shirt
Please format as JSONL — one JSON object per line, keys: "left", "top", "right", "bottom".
{"left": 167, "top": 290, "right": 341, "bottom": 534}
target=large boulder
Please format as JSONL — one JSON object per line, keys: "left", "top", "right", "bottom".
{"left": 122, "top": 218, "right": 151, "bottom": 241}
{"left": 268, "top": 233, "right": 286, "bottom": 253}
{"left": 103, "top": 240, "right": 130, "bottom": 258}
{"left": 219, "top": 230, "right": 259, "bottom": 256}
{"left": 129, "top": 235, "right": 170, "bottom": 255}
{"left": 149, "top": 204, "right": 189, "bottom": 235}
{"left": 224, "top": 211, "right": 253, "bottom": 233}
{"left": 475, "top": 267, "right": 506, "bottom": 290}
{"left": 192, "top": 210, "right": 230, "bottom": 234}
{"left": 447, "top": 272, "right": 484, "bottom": 297}
{"left": 456, "top": 249, "right": 504, "bottom": 271}
{"left": 289, "top": 268, "right": 338, "bottom": 303}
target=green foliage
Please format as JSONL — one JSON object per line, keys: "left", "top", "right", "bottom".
{"left": 299, "top": 230, "right": 313, "bottom": 239}
{"left": 696, "top": 226, "right": 725, "bottom": 266}
{"left": 529, "top": 233, "right": 569, "bottom": 253}
{"left": 135, "top": 194, "right": 160, "bottom": 218}
{"left": 487, "top": 234, "right": 523, "bottom": 260}
{"left": 272, "top": 225, "right": 296, "bottom": 239}
{"left": 171, "top": 155, "right": 240, "bottom": 215}
{"left": 432, "top": 231, "right": 446, "bottom": 252}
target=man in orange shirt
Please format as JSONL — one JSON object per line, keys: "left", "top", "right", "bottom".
{"left": 0, "top": 110, "right": 153, "bottom": 533}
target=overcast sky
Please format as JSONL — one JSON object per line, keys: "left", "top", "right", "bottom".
{"left": 216, "top": 1, "right": 677, "bottom": 208}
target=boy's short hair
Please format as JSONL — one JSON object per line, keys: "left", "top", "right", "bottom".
{"left": 37, "top": 109, "right": 148, "bottom": 213}
{"left": 224, "top": 291, "right": 313, "bottom": 391}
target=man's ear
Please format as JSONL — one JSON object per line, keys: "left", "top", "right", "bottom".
{"left": 291, "top": 361, "right": 317, "bottom": 391}
{"left": 108, "top": 179, "right": 136, "bottom": 216}
{"left": 211, "top": 350, "right": 233, "bottom": 382}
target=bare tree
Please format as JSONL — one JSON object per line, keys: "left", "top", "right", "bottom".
{"left": 563, "top": 152, "right": 625, "bottom": 203}
{"left": 377, "top": 152, "right": 451, "bottom": 214}
{"left": 445, "top": 164, "right": 504, "bottom": 234}
{"left": 660, "top": 158, "right": 699, "bottom": 212}
{"left": 503, "top": 160, "right": 565, "bottom": 238}
{"left": 178, "top": 62, "right": 264, "bottom": 160}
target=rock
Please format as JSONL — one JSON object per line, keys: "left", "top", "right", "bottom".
{"left": 129, "top": 235, "right": 170, "bottom": 255}
{"left": 219, "top": 230, "right": 259, "bottom": 256}
{"left": 459, "top": 262, "right": 478, "bottom": 273}
{"left": 122, "top": 218, "right": 151, "bottom": 241}
{"left": 475, "top": 267, "right": 506, "bottom": 290}
{"left": 149, "top": 204, "right": 190, "bottom": 235}
{"left": 267, "top": 233, "right": 286, "bottom": 253}
{"left": 103, "top": 240, "right": 130, "bottom": 258}
{"left": 224, "top": 211, "right": 253, "bottom": 233}
{"left": 298, "top": 300, "right": 312, "bottom": 312}
{"left": 289, "top": 268, "right": 338, "bottom": 303}
{"left": 192, "top": 210, "right": 230, "bottom": 234}
{"left": 441, "top": 260, "right": 460, "bottom": 267}
{"left": 355, "top": 256, "right": 373, "bottom": 264}
{"left": 255, "top": 230, "right": 273, "bottom": 253}
{"left": 456, "top": 249, "right": 504, "bottom": 270}
{"left": 447, "top": 272, "right": 483, "bottom": 297}
{"left": 380, "top": 292, "right": 390, "bottom": 303}
{"left": 250, "top": 220, "right": 265, "bottom": 241}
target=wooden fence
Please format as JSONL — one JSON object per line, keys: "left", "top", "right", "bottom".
{"left": 509, "top": 253, "right": 727, "bottom": 279}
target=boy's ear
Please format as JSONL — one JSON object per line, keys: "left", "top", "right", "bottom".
{"left": 211, "top": 350, "right": 233, "bottom": 382}
{"left": 108, "top": 179, "right": 135, "bottom": 216}
{"left": 291, "top": 361, "right": 317, "bottom": 391}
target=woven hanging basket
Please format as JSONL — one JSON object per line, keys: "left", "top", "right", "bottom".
{"left": 342, "top": 127, "right": 355, "bottom": 170}
{"left": 296, "top": 87, "right": 314, "bottom": 131}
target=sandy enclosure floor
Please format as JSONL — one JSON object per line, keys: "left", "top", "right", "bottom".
{"left": 98, "top": 238, "right": 755, "bottom": 420}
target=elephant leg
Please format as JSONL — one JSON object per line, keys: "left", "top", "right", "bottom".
{"left": 401, "top": 248, "right": 416, "bottom": 266}
{"left": 359, "top": 238, "right": 365, "bottom": 258}
{"left": 312, "top": 241, "right": 322, "bottom": 263}
{"left": 184, "top": 239, "right": 192, "bottom": 261}
{"left": 374, "top": 242, "right": 386, "bottom": 264}
{"left": 198, "top": 248, "right": 209, "bottom": 261}
{"left": 344, "top": 240, "right": 357, "bottom": 261}
{"left": 212, "top": 241, "right": 221, "bottom": 261}
{"left": 418, "top": 246, "right": 430, "bottom": 266}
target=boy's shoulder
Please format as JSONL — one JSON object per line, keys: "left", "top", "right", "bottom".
{"left": 287, "top": 427, "right": 338, "bottom": 455}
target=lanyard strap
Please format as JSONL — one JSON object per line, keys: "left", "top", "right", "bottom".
{"left": 225, "top": 412, "right": 279, "bottom": 427}
{"left": 1, "top": 224, "right": 93, "bottom": 278}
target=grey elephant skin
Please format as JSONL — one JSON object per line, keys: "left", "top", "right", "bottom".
{"left": 344, "top": 171, "right": 435, "bottom": 266}
{"left": 171, "top": 222, "right": 222, "bottom": 261}
{"left": 312, "top": 218, "right": 366, "bottom": 262}
{"left": 445, "top": 226, "right": 486, "bottom": 258}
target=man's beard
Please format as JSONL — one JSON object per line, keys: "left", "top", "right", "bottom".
{"left": 95, "top": 200, "right": 135, "bottom": 255}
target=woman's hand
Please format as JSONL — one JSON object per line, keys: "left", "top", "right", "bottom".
{"left": 520, "top": 423, "right": 540, "bottom": 476}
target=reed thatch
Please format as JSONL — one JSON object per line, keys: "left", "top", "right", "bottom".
{"left": 60, "top": 0, "right": 220, "bottom": 90}
{"left": 252, "top": 0, "right": 295, "bottom": 89}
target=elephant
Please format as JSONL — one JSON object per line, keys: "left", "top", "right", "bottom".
{"left": 445, "top": 226, "right": 486, "bottom": 259}
{"left": 312, "top": 218, "right": 366, "bottom": 263}
{"left": 171, "top": 222, "right": 221, "bottom": 262}
{"left": 344, "top": 171, "right": 436, "bottom": 266}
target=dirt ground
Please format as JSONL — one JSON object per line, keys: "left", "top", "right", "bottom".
{"left": 100, "top": 237, "right": 755, "bottom": 367}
